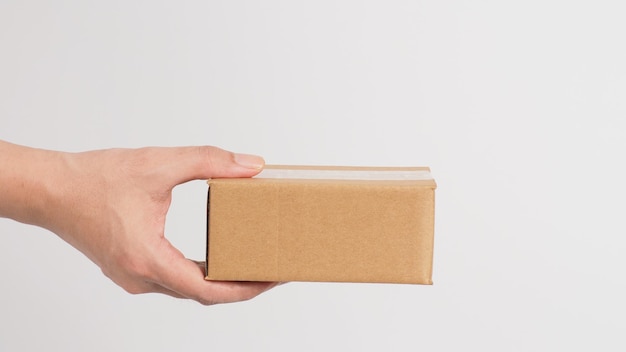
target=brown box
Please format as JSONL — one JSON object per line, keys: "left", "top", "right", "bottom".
{"left": 205, "top": 165, "right": 436, "bottom": 284}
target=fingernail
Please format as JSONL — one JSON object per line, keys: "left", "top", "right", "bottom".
{"left": 234, "top": 153, "right": 265, "bottom": 170}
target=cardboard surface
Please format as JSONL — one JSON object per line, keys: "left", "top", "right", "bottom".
{"left": 205, "top": 165, "right": 436, "bottom": 284}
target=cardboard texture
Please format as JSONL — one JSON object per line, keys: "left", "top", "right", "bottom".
{"left": 205, "top": 165, "right": 436, "bottom": 284}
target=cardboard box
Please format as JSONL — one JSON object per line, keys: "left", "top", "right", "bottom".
{"left": 205, "top": 165, "right": 436, "bottom": 284}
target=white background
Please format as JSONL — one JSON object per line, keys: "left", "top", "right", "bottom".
{"left": 1, "top": 1, "right": 625, "bottom": 350}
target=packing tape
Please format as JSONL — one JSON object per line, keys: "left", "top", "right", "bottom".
{"left": 254, "top": 168, "right": 433, "bottom": 181}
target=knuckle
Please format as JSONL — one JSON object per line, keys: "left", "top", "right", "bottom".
{"left": 122, "top": 283, "right": 151, "bottom": 295}
{"left": 238, "top": 291, "right": 259, "bottom": 302}
{"left": 195, "top": 297, "right": 217, "bottom": 306}
{"left": 195, "top": 286, "right": 263, "bottom": 306}
{"left": 188, "top": 290, "right": 218, "bottom": 306}
{"left": 100, "top": 267, "right": 153, "bottom": 296}
{"left": 196, "top": 145, "right": 231, "bottom": 173}
{"left": 125, "top": 148, "right": 155, "bottom": 175}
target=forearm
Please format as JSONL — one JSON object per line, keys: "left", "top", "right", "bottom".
{"left": 0, "top": 140, "right": 64, "bottom": 228}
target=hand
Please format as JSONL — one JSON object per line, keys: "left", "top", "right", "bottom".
{"left": 0, "top": 141, "right": 278, "bottom": 305}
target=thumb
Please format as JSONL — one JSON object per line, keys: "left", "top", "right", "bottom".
{"left": 163, "top": 146, "right": 265, "bottom": 185}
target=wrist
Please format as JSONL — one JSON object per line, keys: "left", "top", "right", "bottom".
{"left": 0, "top": 141, "right": 69, "bottom": 229}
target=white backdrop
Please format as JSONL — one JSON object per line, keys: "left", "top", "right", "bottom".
{"left": 1, "top": 1, "right": 625, "bottom": 351}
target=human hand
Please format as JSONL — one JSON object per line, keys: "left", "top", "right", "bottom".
{"left": 0, "top": 142, "right": 278, "bottom": 305}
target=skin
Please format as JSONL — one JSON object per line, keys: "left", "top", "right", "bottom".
{"left": 0, "top": 140, "right": 278, "bottom": 305}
